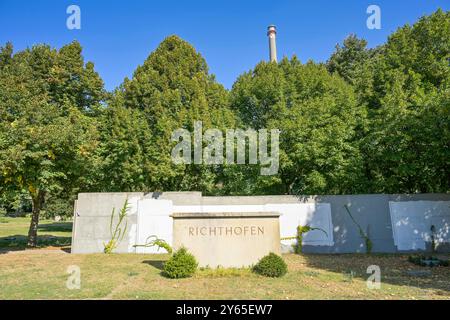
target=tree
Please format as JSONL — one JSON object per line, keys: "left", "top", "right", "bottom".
{"left": 231, "top": 57, "right": 364, "bottom": 195}
{"left": 119, "top": 35, "right": 236, "bottom": 194}
{"left": 327, "top": 34, "right": 382, "bottom": 108}
{"left": 94, "top": 89, "right": 154, "bottom": 192}
{"left": 0, "top": 42, "right": 13, "bottom": 69}
{"left": 0, "top": 42, "right": 104, "bottom": 246}
{"left": 327, "top": 34, "right": 370, "bottom": 85}
{"left": 360, "top": 9, "right": 450, "bottom": 193}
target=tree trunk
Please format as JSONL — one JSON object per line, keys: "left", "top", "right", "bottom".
{"left": 27, "top": 190, "right": 45, "bottom": 247}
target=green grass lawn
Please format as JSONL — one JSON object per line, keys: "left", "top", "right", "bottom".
{"left": 0, "top": 217, "right": 449, "bottom": 300}
{"left": 0, "top": 216, "right": 72, "bottom": 249}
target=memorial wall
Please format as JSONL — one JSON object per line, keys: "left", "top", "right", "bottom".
{"left": 71, "top": 192, "right": 450, "bottom": 255}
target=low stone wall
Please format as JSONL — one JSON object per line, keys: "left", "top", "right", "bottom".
{"left": 71, "top": 192, "right": 450, "bottom": 254}
{"left": 172, "top": 212, "right": 281, "bottom": 268}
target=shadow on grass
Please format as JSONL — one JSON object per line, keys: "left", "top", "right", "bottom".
{"left": 0, "top": 220, "right": 72, "bottom": 253}
{"left": 142, "top": 260, "right": 166, "bottom": 271}
{"left": 38, "top": 222, "right": 72, "bottom": 233}
{"left": 300, "top": 253, "right": 450, "bottom": 293}
{"left": 0, "top": 234, "right": 72, "bottom": 253}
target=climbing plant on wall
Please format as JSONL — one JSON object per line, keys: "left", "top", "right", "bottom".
{"left": 281, "top": 225, "right": 328, "bottom": 254}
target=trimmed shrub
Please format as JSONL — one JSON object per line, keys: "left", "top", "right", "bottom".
{"left": 163, "top": 247, "right": 198, "bottom": 279}
{"left": 252, "top": 253, "right": 287, "bottom": 277}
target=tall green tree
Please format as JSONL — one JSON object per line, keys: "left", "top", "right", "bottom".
{"left": 94, "top": 89, "right": 154, "bottom": 192}
{"left": 119, "top": 35, "right": 236, "bottom": 194}
{"left": 327, "top": 34, "right": 370, "bottom": 85}
{"left": 327, "top": 34, "right": 381, "bottom": 109}
{"left": 231, "top": 57, "right": 364, "bottom": 194}
{"left": 0, "top": 42, "right": 104, "bottom": 246}
{"left": 361, "top": 9, "right": 450, "bottom": 193}
{"left": 0, "top": 42, "right": 13, "bottom": 69}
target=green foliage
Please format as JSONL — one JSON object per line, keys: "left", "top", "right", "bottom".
{"left": 252, "top": 253, "right": 287, "bottom": 277}
{"left": 282, "top": 225, "right": 328, "bottom": 254}
{"left": 0, "top": 42, "right": 13, "bottom": 69}
{"left": 344, "top": 205, "right": 373, "bottom": 254}
{"left": 94, "top": 99, "right": 153, "bottom": 192}
{"left": 327, "top": 34, "right": 370, "bottom": 85}
{"left": 230, "top": 57, "right": 363, "bottom": 195}
{"left": 0, "top": 41, "right": 104, "bottom": 246}
{"left": 0, "top": 191, "right": 31, "bottom": 217}
{"left": 42, "top": 195, "right": 75, "bottom": 219}
{"left": 104, "top": 199, "right": 129, "bottom": 254}
{"left": 354, "top": 9, "right": 449, "bottom": 194}
{"left": 0, "top": 9, "right": 448, "bottom": 219}
{"left": 133, "top": 235, "right": 173, "bottom": 254}
{"left": 118, "top": 35, "right": 236, "bottom": 194}
{"left": 163, "top": 247, "right": 198, "bottom": 279}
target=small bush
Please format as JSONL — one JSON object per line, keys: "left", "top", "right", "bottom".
{"left": 163, "top": 247, "right": 198, "bottom": 279}
{"left": 252, "top": 253, "right": 287, "bottom": 277}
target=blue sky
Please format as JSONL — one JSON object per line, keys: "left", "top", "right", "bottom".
{"left": 1, "top": 0, "right": 448, "bottom": 91}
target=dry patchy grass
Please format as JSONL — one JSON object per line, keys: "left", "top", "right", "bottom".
{"left": 1, "top": 217, "right": 448, "bottom": 299}
{"left": 0, "top": 252, "right": 449, "bottom": 300}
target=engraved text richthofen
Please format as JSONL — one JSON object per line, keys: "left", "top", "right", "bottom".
{"left": 188, "top": 226, "right": 265, "bottom": 236}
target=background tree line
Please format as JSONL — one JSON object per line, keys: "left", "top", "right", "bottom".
{"left": 0, "top": 10, "right": 448, "bottom": 246}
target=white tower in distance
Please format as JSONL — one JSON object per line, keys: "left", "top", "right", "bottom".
{"left": 267, "top": 25, "right": 277, "bottom": 63}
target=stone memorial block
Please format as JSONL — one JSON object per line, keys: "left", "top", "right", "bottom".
{"left": 171, "top": 212, "right": 281, "bottom": 268}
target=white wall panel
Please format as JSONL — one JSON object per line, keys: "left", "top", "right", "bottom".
{"left": 265, "top": 203, "right": 333, "bottom": 247}
{"left": 389, "top": 201, "right": 450, "bottom": 251}
{"left": 135, "top": 199, "right": 173, "bottom": 253}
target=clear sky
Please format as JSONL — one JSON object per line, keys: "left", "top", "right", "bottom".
{"left": 1, "top": 0, "right": 448, "bottom": 91}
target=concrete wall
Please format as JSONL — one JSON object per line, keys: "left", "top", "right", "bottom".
{"left": 71, "top": 192, "right": 450, "bottom": 254}
{"left": 172, "top": 212, "right": 281, "bottom": 268}
{"left": 389, "top": 200, "right": 450, "bottom": 251}
{"left": 72, "top": 193, "right": 143, "bottom": 253}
